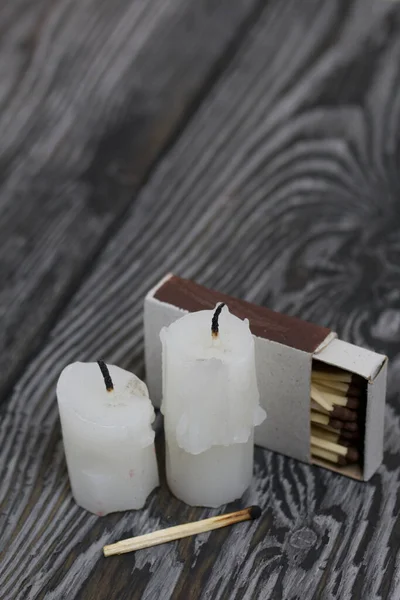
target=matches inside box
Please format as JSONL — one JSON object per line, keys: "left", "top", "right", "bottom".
{"left": 310, "top": 361, "right": 367, "bottom": 478}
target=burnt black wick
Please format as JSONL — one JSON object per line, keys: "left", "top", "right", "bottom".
{"left": 211, "top": 303, "right": 226, "bottom": 338}
{"left": 97, "top": 360, "right": 114, "bottom": 392}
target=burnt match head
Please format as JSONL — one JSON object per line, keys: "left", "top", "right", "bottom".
{"left": 211, "top": 303, "right": 226, "bottom": 338}
{"left": 248, "top": 505, "right": 262, "bottom": 520}
{"left": 97, "top": 360, "right": 114, "bottom": 392}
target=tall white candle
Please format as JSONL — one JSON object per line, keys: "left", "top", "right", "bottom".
{"left": 161, "top": 304, "right": 266, "bottom": 507}
{"left": 57, "top": 362, "right": 159, "bottom": 515}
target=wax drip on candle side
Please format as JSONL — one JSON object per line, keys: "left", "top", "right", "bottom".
{"left": 97, "top": 361, "right": 114, "bottom": 392}
{"left": 211, "top": 303, "right": 226, "bottom": 338}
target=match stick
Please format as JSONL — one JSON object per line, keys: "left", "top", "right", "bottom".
{"left": 311, "top": 400, "right": 329, "bottom": 414}
{"left": 329, "top": 394, "right": 360, "bottom": 410}
{"left": 312, "top": 364, "right": 362, "bottom": 383}
{"left": 312, "top": 371, "right": 352, "bottom": 384}
{"left": 311, "top": 425, "right": 351, "bottom": 447}
{"left": 311, "top": 385, "right": 333, "bottom": 412}
{"left": 310, "top": 435, "right": 359, "bottom": 461}
{"left": 310, "top": 401, "right": 356, "bottom": 422}
{"left": 314, "top": 422, "right": 361, "bottom": 441}
{"left": 311, "top": 445, "right": 355, "bottom": 466}
{"left": 311, "top": 386, "right": 357, "bottom": 420}
{"left": 314, "top": 383, "right": 348, "bottom": 398}
{"left": 311, "top": 410, "right": 330, "bottom": 427}
{"left": 313, "top": 381, "right": 348, "bottom": 395}
{"left": 330, "top": 406, "right": 357, "bottom": 421}
{"left": 311, "top": 410, "right": 359, "bottom": 432}
{"left": 313, "top": 422, "right": 342, "bottom": 434}
{"left": 313, "top": 383, "right": 360, "bottom": 409}
{"left": 329, "top": 417, "right": 359, "bottom": 432}
{"left": 315, "top": 380, "right": 362, "bottom": 398}
{"left": 103, "top": 506, "right": 262, "bottom": 557}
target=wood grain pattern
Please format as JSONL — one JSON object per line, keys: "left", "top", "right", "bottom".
{"left": 2, "top": 0, "right": 400, "bottom": 598}
{"left": 0, "top": 0, "right": 263, "bottom": 402}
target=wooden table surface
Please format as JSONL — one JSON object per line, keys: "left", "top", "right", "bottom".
{"left": 1, "top": 1, "right": 400, "bottom": 598}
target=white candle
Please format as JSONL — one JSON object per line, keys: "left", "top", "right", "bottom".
{"left": 161, "top": 304, "right": 266, "bottom": 507}
{"left": 57, "top": 362, "right": 159, "bottom": 515}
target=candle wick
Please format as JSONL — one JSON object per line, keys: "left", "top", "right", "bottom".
{"left": 97, "top": 361, "right": 114, "bottom": 392}
{"left": 211, "top": 303, "right": 226, "bottom": 338}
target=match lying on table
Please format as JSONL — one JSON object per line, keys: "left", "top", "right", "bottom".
{"left": 103, "top": 506, "right": 262, "bottom": 556}
{"left": 310, "top": 365, "right": 365, "bottom": 469}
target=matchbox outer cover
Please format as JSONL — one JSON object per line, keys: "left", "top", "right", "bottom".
{"left": 144, "top": 275, "right": 333, "bottom": 464}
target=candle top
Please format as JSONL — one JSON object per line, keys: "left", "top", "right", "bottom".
{"left": 57, "top": 362, "right": 155, "bottom": 433}
{"left": 162, "top": 305, "right": 254, "bottom": 362}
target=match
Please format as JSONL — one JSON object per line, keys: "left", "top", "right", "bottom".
{"left": 312, "top": 367, "right": 363, "bottom": 395}
{"left": 311, "top": 422, "right": 360, "bottom": 441}
{"left": 310, "top": 410, "right": 359, "bottom": 432}
{"left": 311, "top": 425, "right": 352, "bottom": 447}
{"left": 312, "top": 370, "right": 352, "bottom": 383}
{"left": 311, "top": 386, "right": 358, "bottom": 421}
{"left": 315, "top": 380, "right": 362, "bottom": 398}
{"left": 330, "top": 406, "right": 357, "bottom": 421}
{"left": 311, "top": 399, "right": 329, "bottom": 414}
{"left": 311, "top": 445, "right": 355, "bottom": 466}
{"left": 313, "top": 382, "right": 361, "bottom": 408}
{"left": 310, "top": 435, "right": 359, "bottom": 462}
{"left": 312, "top": 383, "right": 360, "bottom": 409}
{"left": 329, "top": 416, "right": 359, "bottom": 432}
{"left": 311, "top": 385, "right": 333, "bottom": 412}
{"left": 103, "top": 505, "right": 262, "bottom": 557}
{"left": 329, "top": 394, "right": 360, "bottom": 410}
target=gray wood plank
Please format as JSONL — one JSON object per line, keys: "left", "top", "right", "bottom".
{"left": 2, "top": 0, "right": 400, "bottom": 598}
{"left": 0, "top": 0, "right": 263, "bottom": 401}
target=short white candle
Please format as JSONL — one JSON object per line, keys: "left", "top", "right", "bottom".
{"left": 161, "top": 304, "right": 266, "bottom": 507}
{"left": 57, "top": 362, "right": 159, "bottom": 515}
